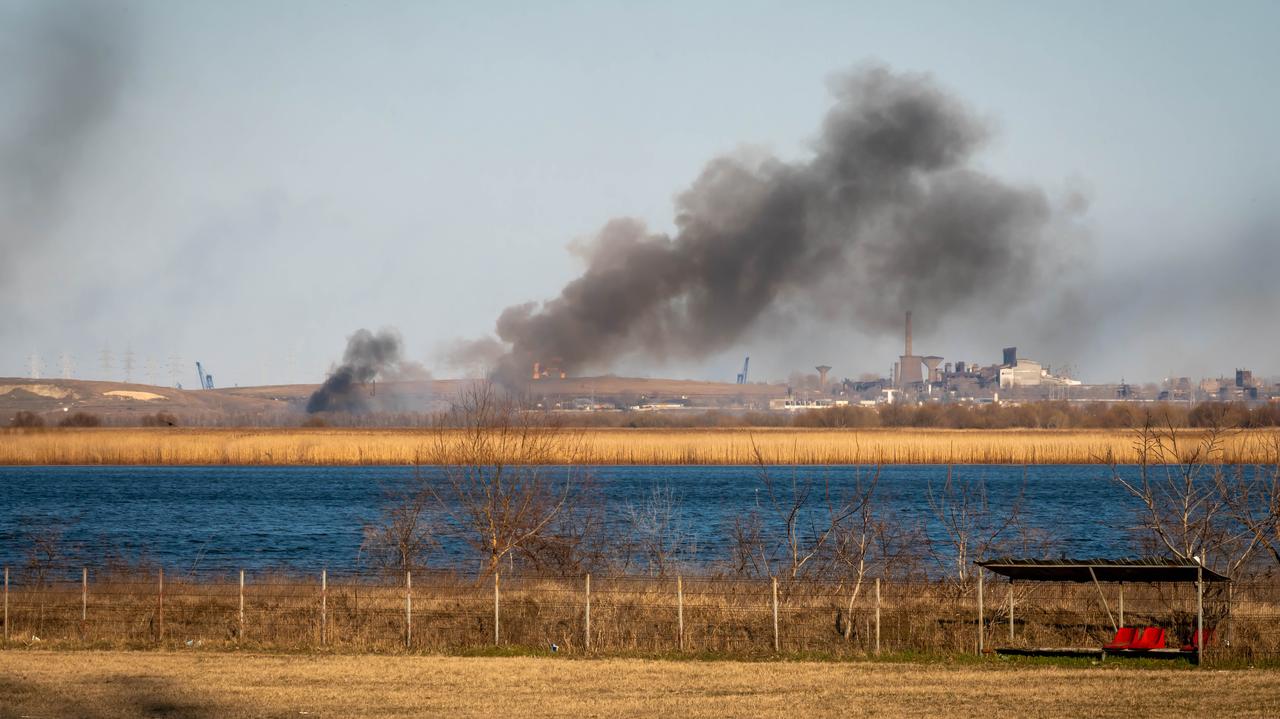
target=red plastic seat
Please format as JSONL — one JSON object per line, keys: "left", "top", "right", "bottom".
{"left": 1181, "top": 629, "right": 1215, "bottom": 652}
{"left": 1103, "top": 627, "right": 1137, "bottom": 650}
{"left": 1127, "top": 626, "right": 1166, "bottom": 650}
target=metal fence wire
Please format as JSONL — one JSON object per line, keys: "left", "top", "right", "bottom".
{"left": 2, "top": 566, "right": 1275, "bottom": 663}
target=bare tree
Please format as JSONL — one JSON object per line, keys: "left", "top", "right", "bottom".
{"left": 1106, "top": 410, "right": 1263, "bottom": 577}
{"left": 423, "top": 382, "right": 590, "bottom": 576}
{"left": 731, "top": 441, "right": 876, "bottom": 581}
{"left": 829, "top": 466, "right": 890, "bottom": 639}
{"left": 1216, "top": 433, "right": 1280, "bottom": 570}
{"left": 926, "top": 467, "right": 1027, "bottom": 583}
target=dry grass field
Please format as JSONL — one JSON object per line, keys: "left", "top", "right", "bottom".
{"left": 2, "top": 651, "right": 1279, "bottom": 718}
{"left": 8, "top": 571, "right": 1276, "bottom": 662}
{"left": 4, "top": 426, "right": 1280, "bottom": 465}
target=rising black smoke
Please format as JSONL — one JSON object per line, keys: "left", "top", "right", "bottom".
{"left": 462, "top": 65, "right": 1071, "bottom": 384}
{"left": 307, "top": 328, "right": 428, "bottom": 413}
{"left": 0, "top": 1, "right": 134, "bottom": 280}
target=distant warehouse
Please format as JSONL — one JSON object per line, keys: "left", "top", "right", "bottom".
{"left": 999, "top": 358, "right": 1082, "bottom": 389}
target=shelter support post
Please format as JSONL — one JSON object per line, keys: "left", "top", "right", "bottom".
{"left": 1118, "top": 582, "right": 1124, "bottom": 627}
{"left": 1226, "top": 582, "right": 1233, "bottom": 648}
{"left": 1008, "top": 580, "right": 1014, "bottom": 642}
{"left": 1088, "top": 567, "right": 1117, "bottom": 633}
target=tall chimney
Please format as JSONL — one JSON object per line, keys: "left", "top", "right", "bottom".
{"left": 905, "top": 311, "right": 913, "bottom": 357}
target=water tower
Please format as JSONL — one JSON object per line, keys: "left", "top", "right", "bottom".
{"left": 815, "top": 365, "right": 831, "bottom": 388}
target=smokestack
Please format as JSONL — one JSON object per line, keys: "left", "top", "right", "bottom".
{"left": 905, "top": 311, "right": 913, "bottom": 357}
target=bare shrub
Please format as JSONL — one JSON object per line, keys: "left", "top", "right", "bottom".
{"left": 360, "top": 477, "right": 439, "bottom": 574}
{"left": 621, "top": 481, "right": 697, "bottom": 577}
{"left": 140, "top": 412, "right": 179, "bottom": 427}
{"left": 9, "top": 410, "right": 44, "bottom": 428}
{"left": 57, "top": 412, "right": 101, "bottom": 427}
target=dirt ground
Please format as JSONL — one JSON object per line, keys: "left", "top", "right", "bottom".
{"left": 2, "top": 652, "right": 1279, "bottom": 718}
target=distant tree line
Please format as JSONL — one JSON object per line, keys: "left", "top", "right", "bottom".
{"left": 8, "top": 400, "right": 1280, "bottom": 430}
{"left": 561, "top": 401, "right": 1280, "bottom": 430}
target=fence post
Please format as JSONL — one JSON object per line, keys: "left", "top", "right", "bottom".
{"left": 976, "top": 569, "right": 984, "bottom": 655}
{"left": 584, "top": 574, "right": 591, "bottom": 652}
{"left": 493, "top": 571, "right": 500, "bottom": 646}
{"left": 675, "top": 573, "right": 686, "bottom": 652}
{"left": 321, "top": 569, "right": 327, "bottom": 647}
{"left": 405, "top": 571, "right": 412, "bottom": 651}
{"left": 158, "top": 567, "right": 165, "bottom": 643}
{"left": 874, "top": 578, "right": 881, "bottom": 656}
{"left": 771, "top": 576, "right": 780, "bottom": 653}
{"left": 1196, "top": 564, "right": 1204, "bottom": 667}
{"left": 3, "top": 566, "right": 7, "bottom": 644}
{"left": 239, "top": 570, "right": 245, "bottom": 643}
{"left": 82, "top": 567, "right": 88, "bottom": 623}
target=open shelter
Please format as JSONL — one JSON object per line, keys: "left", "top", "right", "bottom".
{"left": 974, "top": 558, "right": 1230, "bottom": 665}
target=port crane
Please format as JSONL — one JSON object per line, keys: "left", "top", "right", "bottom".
{"left": 736, "top": 356, "right": 750, "bottom": 385}
{"left": 195, "top": 362, "right": 215, "bottom": 390}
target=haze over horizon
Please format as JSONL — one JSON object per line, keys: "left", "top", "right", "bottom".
{"left": 3, "top": 1, "right": 1277, "bottom": 388}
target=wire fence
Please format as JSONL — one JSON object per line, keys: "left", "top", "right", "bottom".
{"left": 3, "top": 566, "right": 1278, "bottom": 663}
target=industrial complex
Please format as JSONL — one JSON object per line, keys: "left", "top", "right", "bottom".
{"left": 516, "top": 311, "right": 1279, "bottom": 414}
{"left": 6, "top": 309, "right": 1277, "bottom": 424}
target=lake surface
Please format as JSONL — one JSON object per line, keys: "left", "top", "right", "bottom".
{"left": 0, "top": 464, "right": 1143, "bottom": 574}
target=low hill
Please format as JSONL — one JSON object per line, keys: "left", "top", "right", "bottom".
{"left": 1, "top": 376, "right": 788, "bottom": 425}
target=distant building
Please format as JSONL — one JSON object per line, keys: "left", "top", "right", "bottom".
{"left": 1000, "top": 359, "right": 1044, "bottom": 387}
{"left": 769, "top": 398, "right": 849, "bottom": 411}
{"left": 999, "top": 358, "right": 1082, "bottom": 389}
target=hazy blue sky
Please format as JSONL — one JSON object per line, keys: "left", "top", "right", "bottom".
{"left": 2, "top": 1, "right": 1277, "bottom": 387}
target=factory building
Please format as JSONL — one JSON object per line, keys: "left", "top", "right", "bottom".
{"left": 998, "top": 353, "right": 1082, "bottom": 389}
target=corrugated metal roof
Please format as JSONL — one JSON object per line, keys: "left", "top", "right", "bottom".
{"left": 975, "top": 557, "right": 1230, "bottom": 583}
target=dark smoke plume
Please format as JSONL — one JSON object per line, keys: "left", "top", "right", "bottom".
{"left": 307, "top": 329, "right": 428, "bottom": 413}
{"left": 466, "top": 65, "right": 1069, "bottom": 384}
{"left": 0, "top": 2, "right": 134, "bottom": 278}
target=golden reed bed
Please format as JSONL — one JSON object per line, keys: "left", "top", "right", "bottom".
{"left": 2, "top": 427, "right": 1279, "bottom": 465}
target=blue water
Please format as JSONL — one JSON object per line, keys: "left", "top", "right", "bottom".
{"left": 0, "top": 465, "right": 1138, "bottom": 573}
